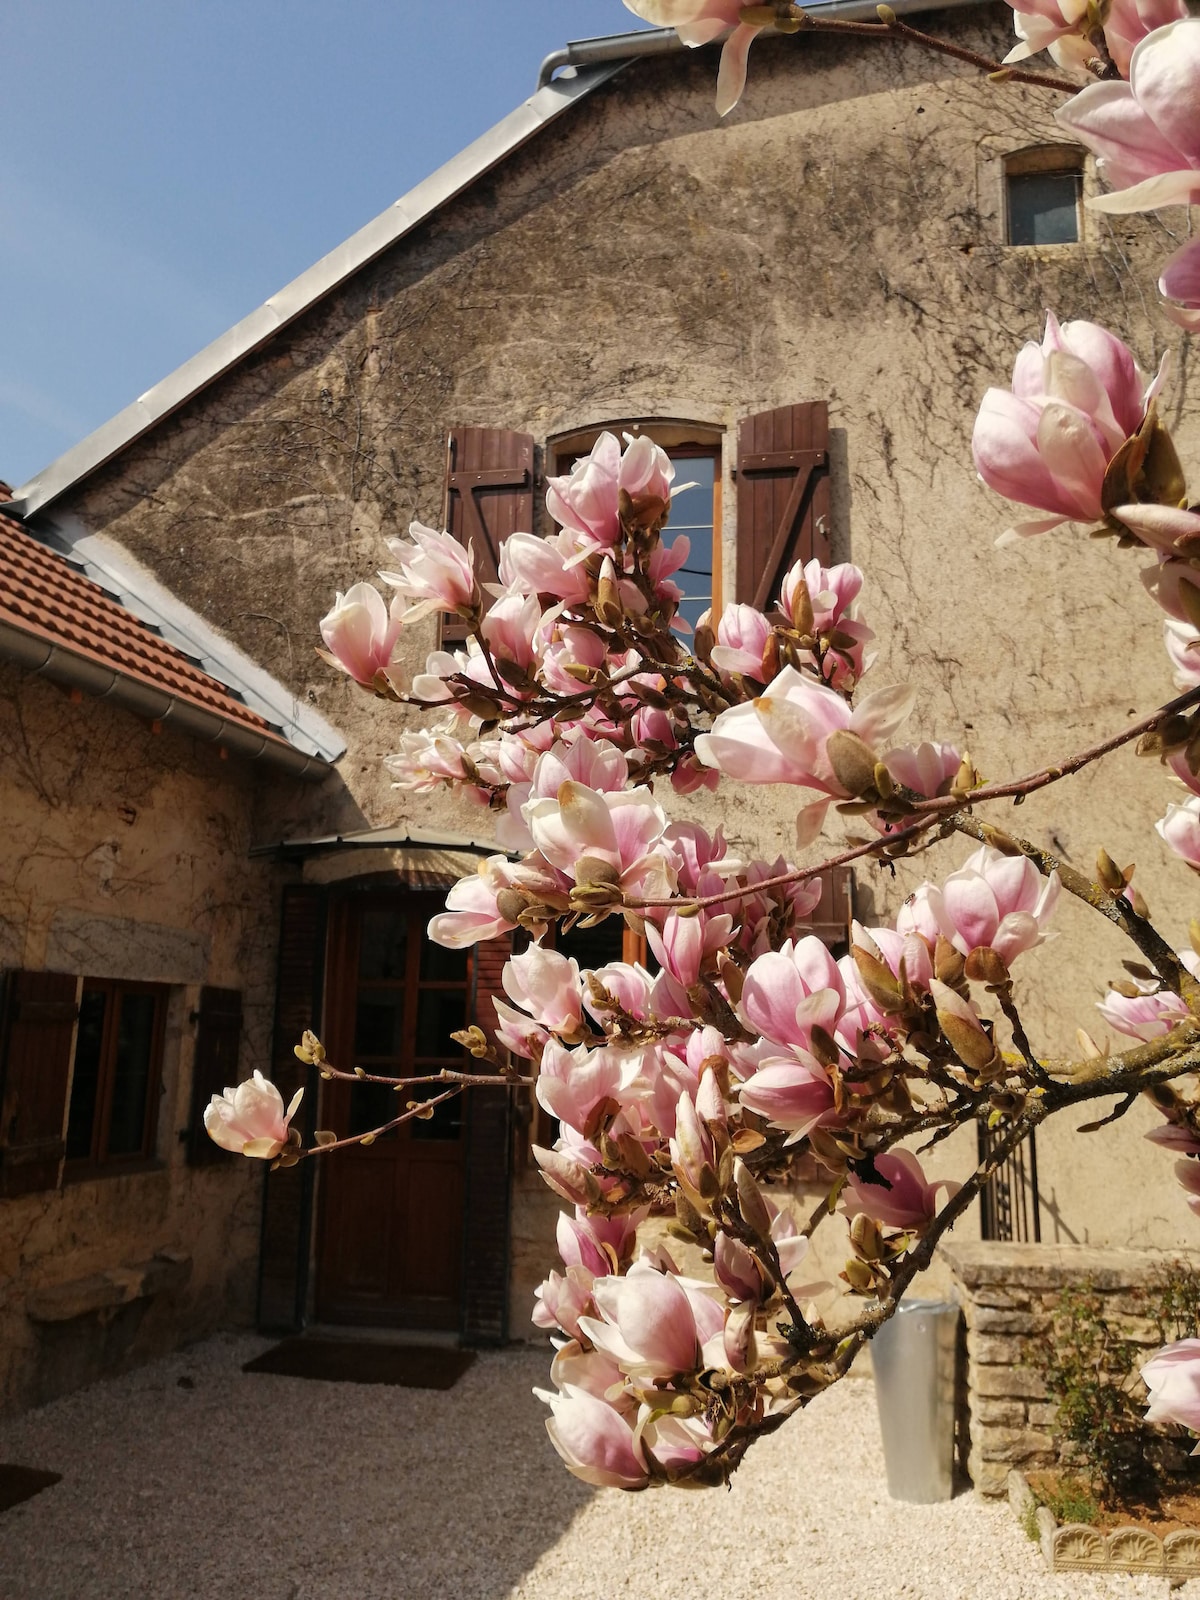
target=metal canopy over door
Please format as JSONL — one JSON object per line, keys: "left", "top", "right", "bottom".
{"left": 315, "top": 891, "right": 471, "bottom": 1329}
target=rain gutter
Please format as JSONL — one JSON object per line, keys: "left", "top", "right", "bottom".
{"left": 0, "top": 621, "right": 331, "bottom": 780}
{"left": 536, "top": 0, "right": 985, "bottom": 90}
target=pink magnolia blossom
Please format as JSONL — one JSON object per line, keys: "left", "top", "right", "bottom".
{"left": 533, "top": 1267, "right": 595, "bottom": 1342}
{"left": 972, "top": 313, "right": 1157, "bottom": 538}
{"left": 1160, "top": 236, "right": 1200, "bottom": 334}
{"left": 1142, "top": 1339, "right": 1200, "bottom": 1443}
{"left": 503, "top": 944, "right": 584, "bottom": 1036}
{"left": 380, "top": 521, "right": 477, "bottom": 618}
{"left": 1157, "top": 796, "right": 1200, "bottom": 867}
{"left": 581, "top": 1260, "right": 722, "bottom": 1381}
{"left": 536, "top": 1041, "right": 624, "bottom": 1134}
{"left": 736, "top": 1056, "right": 837, "bottom": 1141}
{"left": 557, "top": 1209, "right": 641, "bottom": 1278}
{"left": 546, "top": 432, "right": 674, "bottom": 556}
{"left": 780, "top": 558, "right": 876, "bottom": 687}
{"left": 1174, "top": 1158, "right": 1200, "bottom": 1217}
{"left": 318, "top": 583, "right": 405, "bottom": 688}
{"left": 938, "top": 845, "right": 1060, "bottom": 963}
{"left": 497, "top": 532, "right": 592, "bottom": 606}
{"left": 694, "top": 666, "right": 914, "bottom": 838}
{"left": 428, "top": 856, "right": 565, "bottom": 949}
{"left": 622, "top": 1, "right": 765, "bottom": 116}
{"left": 883, "top": 741, "right": 963, "bottom": 801}
{"left": 1165, "top": 619, "right": 1200, "bottom": 689}
{"left": 204, "top": 1071, "right": 303, "bottom": 1160}
{"left": 542, "top": 1385, "right": 650, "bottom": 1488}
{"left": 1056, "top": 21, "right": 1200, "bottom": 213}
{"left": 1098, "top": 979, "right": 1190, "bottom": 1041}
{"left": 710, "top": 603, "right": 772, "bottom": 680}
{"left": 1004, "top": 0, "right": 1187, "bottom": 76}
{"left": 739, "top": 935, "right": 846, "bottom": 1050}
{"left": 480, "top": 589, "right": 542, "bottom": 670}
{"left": 526, "top": 781, "right": 677, "bottom": 902}
{"left": 645, "top": 907, "right": 734, "bottom": 989}
{"left": 841, "top": 1149, "right": 960, "bottom": 1231}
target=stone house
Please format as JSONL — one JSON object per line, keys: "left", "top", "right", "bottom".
{"left": 3, "top": 2, "right": 1199, "bottom": 1423}
{"left": 0, "top": 501, "right": 340, "bottom": 1411}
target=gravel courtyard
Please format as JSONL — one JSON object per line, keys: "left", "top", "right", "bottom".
{"left": 0, "top": 1334, "right": 1186, "bottom": 1600}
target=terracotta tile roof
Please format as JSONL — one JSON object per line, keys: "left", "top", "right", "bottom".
{"left": 0, "top": 508, "right": 293, "bottom": 749}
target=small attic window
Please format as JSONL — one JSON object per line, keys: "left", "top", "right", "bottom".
{"left": 1005, "top": 147, "right": 1084, "bottom": 246}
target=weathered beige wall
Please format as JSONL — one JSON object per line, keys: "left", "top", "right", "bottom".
{"left": 47, "top": 7, "right": 1200, "bottom": 1313}
{"left": 0, "top": 663, "right": 290, "bottom": 1411}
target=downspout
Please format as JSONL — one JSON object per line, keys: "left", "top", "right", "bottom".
{"left": 0, "top": 621, "right": 330, "bottom": 780}
{"left": 536, "top": 0, "right": 986, "bottom": 90}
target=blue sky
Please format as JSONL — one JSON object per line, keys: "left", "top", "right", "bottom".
{"left": 2, "top": 2, "right": 646, "bottom": 490}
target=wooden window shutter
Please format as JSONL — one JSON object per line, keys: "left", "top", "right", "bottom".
{"left": 461, "top": 932, "right": 513, "bottom": 1346}
{"left": 257, "top": 884, "right": 327, "bottom": 1332}
{"left": 800, "top": 866, "right": 854, "bottom": 950}
{"left": 736, "top": 402, "right": 831, "bottom": 610}
{"left": 0, "top": 971, "right": 78, "bottom": 1197}
{"left": 442, "top": 427, "right": 534, "bottom": 643}
{"left": 187, "top": 987, "right": 243, "bottom": 1167}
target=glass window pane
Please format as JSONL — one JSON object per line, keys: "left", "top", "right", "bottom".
{"left": 106, "top": 992, "right": 157, "bottom": 1156}
{"left": 358, "top": 909, "right": 408, "bottom": 980}
{"left": 666, "top": 456, "right": 715, "bottom": 633}
{"left": 419, "top": 938, "right": 469, "bottom": 984}
{"left": 409, "top": 1071, "right": 463, "bottom": 1142}
{"left": 67, "top": 988, "right": 107, "bottom": 1161}
{"left": 416, "top": 990, "right": 467, "bottom": 1058}
{"left": 348, "top": 1080, "right": 398, "bottom": 1139}
{"left": 1008, "top": 170, "right": 1080, "bottom": 246}
{"left": 558, "top": 919, "right": 626, "bottom": 971}
{"left": 355, "top": 990, "right": 405, "bottom": 1058}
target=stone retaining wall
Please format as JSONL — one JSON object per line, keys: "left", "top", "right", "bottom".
{"left": 939, "top": 1241, "right": 1200, "bottom": 1497}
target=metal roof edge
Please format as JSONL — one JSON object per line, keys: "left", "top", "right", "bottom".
{"left": 250, "top": 823, "right": 507, "bottom": 859}
{"left": 32, "top": 511, "right": 347, "bottom": 763}
{"left": 6, "top": 62, "right": 627, "bottom": 522}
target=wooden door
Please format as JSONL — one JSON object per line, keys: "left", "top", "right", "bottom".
{"left": 315, "top": 893, "right": 471, "bottom": 1329}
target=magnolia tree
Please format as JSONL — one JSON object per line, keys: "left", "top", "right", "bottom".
{"left": 206, "top": 2, "right": 1200, "bottom": 1487}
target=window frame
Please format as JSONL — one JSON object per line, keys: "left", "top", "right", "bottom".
{"left": 64, "top": 976, "right": 168, "bottom": 1180}
{"left": 547, "top": 421, "right": 725, "bottom": 624}
{"left": 1003, "top": 145, "right": 1086, "bottom": 248}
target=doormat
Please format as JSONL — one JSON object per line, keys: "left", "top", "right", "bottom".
{"left": 0, "top": 1464, "right": 62, "bottom": 1514}
{"left": 242, "top": 1338, "right": 476, "bottom": 1390}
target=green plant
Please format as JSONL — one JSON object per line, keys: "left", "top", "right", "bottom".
{"left": 1038, "top": 1477, "right": 1101, "bottom": 1527}
{"left": 1041, "top": 1269, "right": 1200, "bottom": 1508}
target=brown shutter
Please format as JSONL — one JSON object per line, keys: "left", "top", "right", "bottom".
{"left": 442, "top": 427, "right": 534, "bottom": 643}
{"left": 799, "top": 866, "right": 854, "bottom": 952}
{"left": 256, "top": 884, "right": 327, "bottom": 1332}
{"left": 187, "top": 987, "right": 243, "bottom": 1167}
{"left": 0, "top": 970, "right": 78, "bottom": 1197}
{"left": 736, "top": 402, "right": 831, "bottom": 610}
{"left": 460, "top": 932, "right": 512, "bottom": 1346}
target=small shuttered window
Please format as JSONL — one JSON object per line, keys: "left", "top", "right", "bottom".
{"left": 735, "top": 401, "right": 831, "bottom": 609}
{"left": 0, "top": 970, "right": 78, "bottom": 1197}
{"left": 442, "top": 427, "right": 535, "bottom": 643}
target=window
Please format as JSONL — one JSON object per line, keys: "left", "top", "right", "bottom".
{"left": 1005, "top": 148, "right": 1083, "bottom": 246}
{"left": 65, "top": 979, "right": 167, "bottom": 1173}
{"left": 550, "top": 423, "right": 723, "bottom": 633}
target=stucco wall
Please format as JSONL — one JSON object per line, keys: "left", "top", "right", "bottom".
{"left": 0, "top": 663, "right": 289, "bottom": 1411}
{"left": 45, "top": 7, "right": 1200, "bottom": 1302}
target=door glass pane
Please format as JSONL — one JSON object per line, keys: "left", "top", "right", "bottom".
{"left": 419, "top": 939, "right": 469, "bottom": 984}
{"left": 348, "top": 1079, "right": 399, "bottom": 1139}
{"left": 667, "top": 455, "right": 715, "bottom": 634}
{"left": 359, "top": 909, "right": 408, "bottom": 980}
{"left": 66, "top": 988, "right": 107, "bottom": 1161}
{"left": 415, "top": 990, "right": 467, "bottom": 1059}
{"left": 1008, "top": 170, "right": 1080, "bottom": 245}
{"left": 106, "top": 992, "right": 157, "bottom": 1156}
{"left": 410, "top": 1070, "right": 464, "bottom": 1142}
{"left": 355, "top": 990, "right": 404, "bottom": 1058}
{"left": 558, "top": 918, "right": 626, "bottom": 971}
